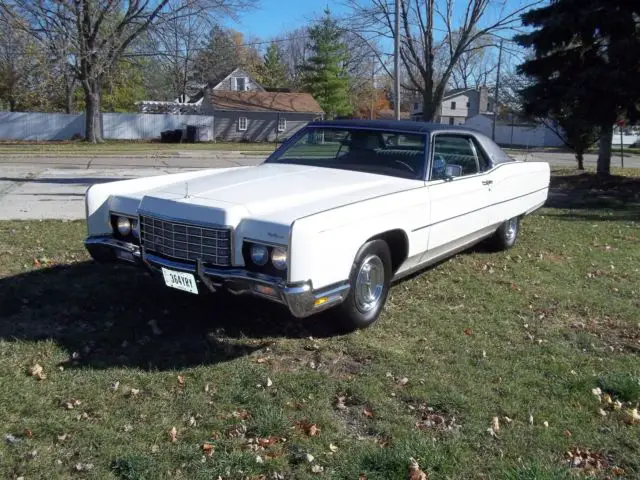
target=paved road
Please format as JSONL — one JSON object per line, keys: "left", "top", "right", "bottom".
{"left": 0, "top": 151, "right": 637, "bottom": 220}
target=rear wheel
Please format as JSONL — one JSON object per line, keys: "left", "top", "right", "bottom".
{"left": 336, "top": 240, "right": 392, "bottom": 330}
{"left": 490, "top": 216, "right": 520, "bottom": 250}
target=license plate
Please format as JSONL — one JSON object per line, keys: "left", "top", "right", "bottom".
{"left": 162, "top": 268, "right": 198, "bottom": 294}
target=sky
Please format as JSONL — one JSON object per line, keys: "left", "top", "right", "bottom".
{"left": 227, "top": 0, "right": 349, "bottom": 39}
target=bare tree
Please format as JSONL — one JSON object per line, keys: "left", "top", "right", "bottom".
{"left": 346, "top": 0, "right": 541, "bottom": 121}
{"left": 4, "top": 0, "right": 252, "bottom": 142}
{"left": 450, "top": 33, "right": 496, "bottom": 89}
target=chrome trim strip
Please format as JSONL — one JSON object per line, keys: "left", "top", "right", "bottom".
{"left": 85, "top": 236, "right": 141, "bottom": 258}
{"left": 137, "top": 209, "right": 228, "bottom": 229}
{"left": 244, "top": 238, "right": 288, "bottom": 249}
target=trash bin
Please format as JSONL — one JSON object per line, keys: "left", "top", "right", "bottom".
{"left": 185, "top": 125, "right": 197, "bottom": 143}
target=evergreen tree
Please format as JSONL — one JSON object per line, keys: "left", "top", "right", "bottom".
{"left": 303, "top": 10, "right": 352, "bottom": 118}
{"left": 257, "top": 43, "right": 288, "bottom": 88}
{"left": 516, "top": 0, "right": 640, "bottom": 174}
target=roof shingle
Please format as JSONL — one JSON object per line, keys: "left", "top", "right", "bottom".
{"left": 210, "top": 91, "right": 323, "bottom": 114}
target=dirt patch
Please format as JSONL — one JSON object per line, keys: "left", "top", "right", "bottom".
{"left": 573, "top": 317, "right": 640, "bottom": 354}
{"left": 565, "top": 447, "right": 626, "bottom": 477}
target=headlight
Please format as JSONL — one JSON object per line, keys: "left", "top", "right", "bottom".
{"left": 250, "top": 244, "right": 269, "bottom": 266}
{"left": 116, "top": 216, "right": 131, "bottom": 236}
{"left": 271, "top": 247, "right": 287, "bottom": 270}
{"left": 131, "top": 219, "right": 140, "bottom": 239}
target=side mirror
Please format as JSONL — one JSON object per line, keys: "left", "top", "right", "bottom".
{"left": 445, "top": 164, "right": 463, "bottom": 179}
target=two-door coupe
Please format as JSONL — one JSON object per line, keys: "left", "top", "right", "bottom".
{"left": 85, "top": 120, "right": 550, "bottom": 329}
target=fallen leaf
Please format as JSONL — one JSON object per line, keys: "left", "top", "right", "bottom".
{"left": 110, "top": 381, "right": 120, "bottom": 392}
{"left": 463, "top": 328, "right": 473, "bottom": 336}
{"left": 4, "top": 434, "right": 20, "bottom": 444}
{"left": 177, "top": 375, "right": 185, "bottom": 388}
{"left": 306, "top": 453, "right": 315, "bottom": 463}
{"left": 255, "top": 455, "right": 264, "bottom": 464}
{"left": 543, "top": 421, "right": 549, "bottom": 428}
{"left": 329, "top": 443, "right": 338, "bottom": 453}
{"left": 482, "top": 350, "right": 487, "bottom": 358}
{"left": 398, "top": 377, "right": 409, "bottom": 386}
{"left": 24, "top": 429, "right": 33, "bottom": 438}
{"left": 613, "top": 400, "right": 623, "bottom": 410}
{"left": 266, "top": 377, "right": 273, "bottom": 387}
{"left": 363, "top": 408, "right": 374, "bottom": 419}
{"left": 231, "top": 409, "right": 251, "bottom": 420}
{"left": 129, "top": 388, "right": 140, "bottom": 397}
{"left": 123, "top": 424, "right": 133, "bottom": 432}
{"left": 28, "top": 363, "right": 46, "bottom": 380}
{"left": 169, "top": 426, "right": 178, "bottom": 442}
{"left": 75, "top": 463, "right": 94, "bottom": 472}
{"left": 487, "top": 416, "right": 500, "bottom": 438}
{"left": 408, "top": 457, "right": 428, "bottom": 480}
{"left": 188, "top": 416, "right": 197, "bottom": 427}
{"left": 598, "top": 408, "right": 607, "bottom": 417}
{"left": 528, "top": 414, "right": 534, "bottom": 426}
{"left": 503, "top": 416, "right": 513, "bottom": 424}
{"left": 56, "top": 433, "right": 68, "bottom": 442}
{"left": 359, "top": 475, "right": 368, "bottom": 480}
{"left": 151, "top": 445, "right": 159, "bottom": 453}
{"left": 296, "top": 420, "right": 320, "bottom": 436}
{"left": 204, "top": 384, "right": 210, "bottom": 393}
{"left": 611, "top": 466, "right": 625, "bottom": 476}
{"left": 625, "top": 408, "right": 640, "bottom": 425}
{"left": 591, "top": 387, "right": 602, "bottom": 397}
{"left": 311, "top": 465, "right": 324, "bottom": 473}
{"left": 202, "top": 443, "right": 214, "bottom": 456}
{"left": 563, "top": 430, "right": 572, "bottom": 438}
{"left": 335, "top": 396, "right": 347, "bottom": 410}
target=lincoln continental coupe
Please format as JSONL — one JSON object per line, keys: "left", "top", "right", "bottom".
{"left": 85, "top": 120, "right": 550, "bottom": 330}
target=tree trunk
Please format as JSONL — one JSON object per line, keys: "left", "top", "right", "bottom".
{"left": 421, "top": 89, "right": 438, "bottom": 122}
{"left": 597, "top": 123, "right": 613, "bottom": 175}
{"left": 83, "top": 79, "right": 103, "bottom": 143}
{"left": 575, "top": 151, "right": 584, "bottom": 170}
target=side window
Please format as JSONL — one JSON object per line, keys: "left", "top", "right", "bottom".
{"left": 472, "top": 138, "right": 492, "bottom": 171}
{"left": 431, "top": 135, "right": 479, "bottom": 180}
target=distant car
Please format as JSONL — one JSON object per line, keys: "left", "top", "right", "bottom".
{"left": 85, "top": 120, "right": 550, "bottom": 330}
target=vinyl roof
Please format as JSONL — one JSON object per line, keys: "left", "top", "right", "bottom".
{"left": 309, "top": 119, "right": 476, "bottom": 133}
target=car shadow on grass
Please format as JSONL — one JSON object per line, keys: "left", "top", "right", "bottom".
{"left": 0, "top": 261, "right": 344, "bottom": 371}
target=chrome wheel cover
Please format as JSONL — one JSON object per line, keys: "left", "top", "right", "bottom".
{"left": 505, "top": 218, "right": 518, "bottom": 242}
{"left": 354, "top": 255, "right": 385, "bottom": 313}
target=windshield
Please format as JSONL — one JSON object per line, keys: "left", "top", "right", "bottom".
{"left": 266, "top": 127, "right": 427, "bottom": 180}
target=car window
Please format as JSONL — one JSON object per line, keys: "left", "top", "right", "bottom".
{"left": 269, "top": 127, "right": 426, "bottom": 180}
{"left": 431, "top": 135, "right": 479, "bottom": 180}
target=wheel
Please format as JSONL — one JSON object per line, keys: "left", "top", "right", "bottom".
{"left": 489, "top": 216, "right": 520, "bottom": 250}
{"left": 336, "top": 239, "right": 392, "bottom": 330}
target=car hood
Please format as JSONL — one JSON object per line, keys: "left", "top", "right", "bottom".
{"left": 135, "top": 163, "right": 422, "bottom": 226}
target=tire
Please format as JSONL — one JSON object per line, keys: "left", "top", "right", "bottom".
{"left": 489, "top": 216, "right": 520, "bottom": 251}
{"left": 336, "top": 239, "right": 392, "bottom": 330}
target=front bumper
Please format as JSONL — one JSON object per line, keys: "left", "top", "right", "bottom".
{"left": 84, "top": 236, "right": 349, "bottom": 318}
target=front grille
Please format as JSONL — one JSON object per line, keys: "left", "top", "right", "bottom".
{"left": 140, "top": 215, "right": 231, "bottom": 266}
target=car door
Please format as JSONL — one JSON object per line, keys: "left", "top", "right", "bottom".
{"left": 422, "top": 133, "right": 492, "bottom": 261}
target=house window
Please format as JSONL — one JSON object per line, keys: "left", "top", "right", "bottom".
{"left": 449, "top": 117, "right": 455, "bottom": 125}
{"left": 277, "top": 117, "right": 286, "bottom": 132}
{"left": 238, "top": 117, "right": 248, "bottom": 131}
{"left": 466, "top": 101, "right": 470, "bottom": 108}
{"left": 235, "top": 77, "right": 247, "bottom": 91}
{"left": 451, "top": 101, "right": 456, "bottom": 110}
{"left": 413, "top": 102, "right": 419, "bottom": 111}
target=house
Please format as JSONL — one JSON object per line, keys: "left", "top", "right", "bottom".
{"left": 410, "top": 86, "right": 494, "bottom": 125}
{"left": 202, "top": 90, "right": 323, "bottom": 142}
{"left": 464, "top": 113, "right": 565, "bottom": 148}
{"left": 136, "top": 68, "right": 323, "bottom": 141}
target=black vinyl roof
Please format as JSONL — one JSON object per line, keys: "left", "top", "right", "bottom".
{"left": 309, "top": 119, "right": 475, "bottom": 134}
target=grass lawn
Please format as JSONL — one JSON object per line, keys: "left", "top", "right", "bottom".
{"left": 0, "top": 140, "right": 278, "bottom": 156}
{"left": 0, "top": 170, "right": 638, "bottom": 479}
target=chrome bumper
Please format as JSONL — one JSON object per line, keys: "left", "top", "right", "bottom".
{"left": 84, "top": 236, "right": 349, "bottom": 318}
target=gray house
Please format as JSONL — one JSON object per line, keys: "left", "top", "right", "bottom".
{"left": 136, "top": 68, "right": 323, "bottom": 141}
{"left": 202, "top": 90, "right": 324, "bottom": 142}
{"left": 410, "top": 86, "right": 494, "bottom": 125}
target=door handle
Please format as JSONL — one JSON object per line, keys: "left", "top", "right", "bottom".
{"left": 482, "top": 179, "right": 493, "bottom": 186}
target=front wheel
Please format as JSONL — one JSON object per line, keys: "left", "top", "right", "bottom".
{"left": 336, "top": 240, "right": 392, "bottom": 330}
{"left": 489, "top": 216, "right": 520, "bottom": 251}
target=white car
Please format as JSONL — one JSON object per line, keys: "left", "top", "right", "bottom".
{"left": 85, "top": 120, "right": 550, "bottom": 330}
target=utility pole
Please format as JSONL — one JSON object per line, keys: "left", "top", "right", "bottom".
{"left": 492, "top": 38, "right": 504, "bottom": 141}
{"left": 394, "top": 0, "right": 401, "bottom": 120}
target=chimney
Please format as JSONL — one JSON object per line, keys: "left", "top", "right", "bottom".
{"left": 479, "top": 86, "right": 489, "bottom": 114}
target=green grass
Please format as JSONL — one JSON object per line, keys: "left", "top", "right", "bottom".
{"left": 0, "top": 171, "right": 639, "bottom": 479}
{"left": 0, "top": 140, "right": 277, "bottom": 155}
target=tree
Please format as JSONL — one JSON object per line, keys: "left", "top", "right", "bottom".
{"left": 303, "top": 10, "right": 352, "bottom": 118}
{"left": 4, "top": 0, "right": 250, "bottom": 142}
{"left": 256, "top": 43, "right": 288, "bottom": 88}
{"left": 516, "top": 0, "right": 640, "bottom": 174}
{"left": 346, "top": 0, "right": 539, "bottom": 121}
{"left": 450, "top": 33, "right": 496, "bottom": 89}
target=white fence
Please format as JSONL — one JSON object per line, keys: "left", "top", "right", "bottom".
{"left": 0, "top": 111, "right": 214, "bottom": 141}
{"left": 465, "top": 115, "right": 565, "bottom": 148}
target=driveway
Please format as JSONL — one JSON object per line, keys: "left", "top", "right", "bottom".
{"left": 0, "top": 151, "right": 637, "bottom": 220}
